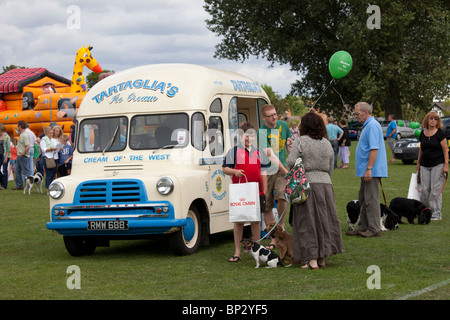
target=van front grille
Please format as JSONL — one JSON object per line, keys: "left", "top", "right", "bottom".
{"left": 74, "top": 180, "right": 146, "bottom": 204}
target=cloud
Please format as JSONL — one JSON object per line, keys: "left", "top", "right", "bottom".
{"left": 0, "top": 0, "right": 298, "bottom": 96}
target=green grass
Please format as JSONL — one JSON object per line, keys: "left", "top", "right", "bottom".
{"left": 1, "top": 142, "right": 449, "bottom": 300}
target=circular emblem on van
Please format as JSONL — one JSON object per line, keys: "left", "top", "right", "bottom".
{"left": 216, "top": 176, "right": 222, "bottom": 192}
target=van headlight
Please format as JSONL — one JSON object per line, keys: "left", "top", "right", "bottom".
{"left": 48, "top": 181, "right": 65, "bottom": 199}
{"left": 156, "top": 177, "right": 174, "bottom": 195}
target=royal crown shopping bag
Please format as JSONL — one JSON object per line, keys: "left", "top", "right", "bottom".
{"left": 228, "top": 176, "right": 261, "bottom": 223}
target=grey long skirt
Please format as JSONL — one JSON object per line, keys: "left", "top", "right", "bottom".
{"left": 291, "top": 183, "right": 344, "bottom": 263}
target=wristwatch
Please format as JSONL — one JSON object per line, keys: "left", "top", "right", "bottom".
{"left": 366, "top": 167, "right": 372, "bottom": 171}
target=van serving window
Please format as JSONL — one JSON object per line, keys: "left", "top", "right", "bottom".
{"left": 78, "top": 116, "right": 128, "bottom": 153}
{"left": 129, "top": 113, "right": 189, "bottom": 150}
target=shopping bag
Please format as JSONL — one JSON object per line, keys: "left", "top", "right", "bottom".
{"left": 284, "top": 156, "right": 310, "bottom": 204}
{"left": 228, "top": 179, "right": 261, "bottom": 223}
{"left": 407, "top": 173, "right": 421, "bottom": 201}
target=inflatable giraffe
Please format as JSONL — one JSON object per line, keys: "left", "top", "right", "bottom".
{"left": 70, "top": 45, "right": 102, "bottom": 93}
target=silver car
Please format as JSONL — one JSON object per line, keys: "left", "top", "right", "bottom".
{"left": 381, "top": 120, "right": 415, "bottom": 140}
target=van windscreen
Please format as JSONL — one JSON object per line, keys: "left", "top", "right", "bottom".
{"left": 78, "top": 116, "right": 128, "bottom": 153}
{"left": 129, "top": 113, "right": 189, "bottom": 150}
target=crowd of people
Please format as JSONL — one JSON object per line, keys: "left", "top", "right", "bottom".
{"left": 0, "top": 121, "right": 73, "bottom": 195}
{"left": 223, "top": 102, "right": 447, "bottom": 269}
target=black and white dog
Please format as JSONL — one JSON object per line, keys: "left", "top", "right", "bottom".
{"left": 346, "top": 200, "right": 401, "bottom": 231}
{"left": 241, "top": 238, "right": 285, "bottom": 268}
{"left": 24, "top": 172, "right": 44, "bottom": 195}
{"left": 389, "top": 197, "right": 432, "bottom": 224}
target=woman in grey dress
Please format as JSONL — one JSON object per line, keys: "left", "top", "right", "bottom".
{"left": 287, "top": 112, "right": 344, "bottom": 269}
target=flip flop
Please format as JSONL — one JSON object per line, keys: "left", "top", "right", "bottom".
{"left": 228, "top": 256, "right": 240, "bottom": 262}
{"left": 265, "top": 244, "right": 276, "bottom": 250}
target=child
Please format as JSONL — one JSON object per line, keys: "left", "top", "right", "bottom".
{"left": 58, "top": 135, "right": 73, "bottom": 177}
{"left": 222, "top": 122, "right": 268, "bottom": 262}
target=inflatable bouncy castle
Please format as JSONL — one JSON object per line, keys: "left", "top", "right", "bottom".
{"left": 0, "top": 45, "right": 102, "bottom": 137}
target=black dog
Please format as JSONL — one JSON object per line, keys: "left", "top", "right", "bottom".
{"left": 346, "top": 200, "right": 401, "bottom": 231}
{"left": 389, "top": 197, "right": 432, "bottom": 224}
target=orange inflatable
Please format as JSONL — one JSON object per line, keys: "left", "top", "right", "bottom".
{"left": 0, "top": 45, "right": 103, "bottom": 137}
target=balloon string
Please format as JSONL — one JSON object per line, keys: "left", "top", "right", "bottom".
{"left": 309, "top": 79, "right": 335, "bottom": 111}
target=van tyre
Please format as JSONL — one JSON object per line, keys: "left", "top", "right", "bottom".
{"left": 63, "top": 236, "right": 97, "bottom": 257}
{"left": 169, "top": 205, "right": 202, "bottom": 255}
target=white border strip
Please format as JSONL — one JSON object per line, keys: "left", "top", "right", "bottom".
{"left": 397, "top": 278, "right": 450, "bottom": 300}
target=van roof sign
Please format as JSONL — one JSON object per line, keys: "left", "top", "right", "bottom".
{"left": 78, "top": 64, "right": 267, "bottom": 116}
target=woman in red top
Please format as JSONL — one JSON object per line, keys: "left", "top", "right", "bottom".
{"left": 223, "top": 122, "right": 268, "bottom": 262}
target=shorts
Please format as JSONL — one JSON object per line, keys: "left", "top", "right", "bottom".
{"left": 265, "top": 170, "right": 286, "bottom": 211}
{"left": 387, "top": 137, "right": 395, "bottom": 150}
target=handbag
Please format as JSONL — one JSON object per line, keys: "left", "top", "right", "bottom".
{"left": 228, "top": 175, "right": 261, "bottom": 223}
{"left": 45, "top": 157, "right": 56, "bottom": 169}
{"left": 284, "top": 156, "right": 311, "bottom": 204}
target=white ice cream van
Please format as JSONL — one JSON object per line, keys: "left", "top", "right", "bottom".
{"left": 46, "top": 64, "right": 270, "bottom": 256}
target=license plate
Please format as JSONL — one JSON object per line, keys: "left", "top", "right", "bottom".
{"left": 394, "top": 149, "right": 403, "bottom": 153}
{"left": 87, "top": 220, "right": 128, "bottom": 230}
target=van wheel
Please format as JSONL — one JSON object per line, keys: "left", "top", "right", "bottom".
{"left": 63, "top": 236, "right": 97, "bottom": 257}
{"left": 169, "top": 205, "right": 201, "bottom": 255}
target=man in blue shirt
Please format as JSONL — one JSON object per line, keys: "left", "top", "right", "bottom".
{"left": 348, "top": 102, "right": 387, "bottom": 238}
{"left": 386, "top": 114, "right": 397, "bottom": 163}
{"left": 326, "top": 117, "right": 343, "bottom": 169}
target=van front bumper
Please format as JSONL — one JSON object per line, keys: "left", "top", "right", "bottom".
{"left": 46, "top": 202, "right": 186, "bottom": 236}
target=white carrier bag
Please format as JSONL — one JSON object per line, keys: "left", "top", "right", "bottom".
{"left": 407, "top": 172, "right": 421, "bottom": 201}
{"left": 228, "top": 175, "right": 261, "bottom": 223}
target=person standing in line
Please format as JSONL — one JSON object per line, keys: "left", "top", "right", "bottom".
{"left": 0, "top": 123, "right": 11, "bottom": 189}
{"left": 13, "top": 121, "right": 32, "bottom": 190}
{"left": 416, "top": 112, "right": 448, "bottom": 220}
{"left": 287, "top": 112, "right": 344, "bottom": 269}
{"left": 347, "top": 102, "right": 387, "bottom": 237}
{"left": 40, "top": 126, "right": 58, "bottom": 194}
{"left": 326, "top": 116, "right": 343, "bottom": 169}
{"left": 338, "top": 119, "right": 351, "bottom": 169}
{"left": 257, "top": 104, "right": 291, "bottom": 249}
{"left": 223, "top": 122, "right": 268, "bottom": 262}
{"left": 386, "top": 114, "right": 397, "bottom": 163}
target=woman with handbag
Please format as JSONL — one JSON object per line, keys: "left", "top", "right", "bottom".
{"left": 286, "top": 112, "right": 344, "bottom": 269}
{"left": 40, "top": 126, "right": 58, "bottom": 195}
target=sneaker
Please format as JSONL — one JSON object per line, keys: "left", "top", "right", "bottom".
{"left": 12, "top": 186, "right": 24, "bottom": 190}
{"left": 359, "top": 230, "right": 382, "bottom": 238}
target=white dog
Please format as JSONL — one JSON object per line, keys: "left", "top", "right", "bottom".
{"left": 24, "top": 172, "right": 44, "bottom": 195}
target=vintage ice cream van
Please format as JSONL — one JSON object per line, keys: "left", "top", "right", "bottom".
{"left": 46, "top": 64, "right": 270, "bottom": 256}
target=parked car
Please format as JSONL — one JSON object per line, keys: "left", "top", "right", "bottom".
{"left": 393, "top": 138, "right": 420, "bottom": 164}
{"left": 381, "top": 120, "right": 415, "bottom": 140}
{"left": 441, "top": 116, "right": 450, "bottom": 158}
{"left": 348, "top": 120, "right": 362, "bottom": 140}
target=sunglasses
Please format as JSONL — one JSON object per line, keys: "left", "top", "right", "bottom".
{"left": 429, "top": 117, "right": 439, "bottom": 121}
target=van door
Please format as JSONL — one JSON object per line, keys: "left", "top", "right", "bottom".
{"left": 205, "top": 97, "right": 229, "bottom": 215}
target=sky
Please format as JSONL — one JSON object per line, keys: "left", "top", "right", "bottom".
{"left": 0, "top": 0, "right": 300, "bottom": 96}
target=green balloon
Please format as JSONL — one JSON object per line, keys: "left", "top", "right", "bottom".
{"left": 414, "top": 129, "right": 421, "bottom": 138}
{"left": 397, "top": 120, "right": 404, "bottom": 127}
{"left": 329, "top": 51, "right": 353, "bottom": 79}
{"left": 409, "top": 121, "right": 420, "bottom": 129}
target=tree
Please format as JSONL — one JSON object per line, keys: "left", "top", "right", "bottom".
{"left": 204, "top": 0, "right": 449, "bottom": 119}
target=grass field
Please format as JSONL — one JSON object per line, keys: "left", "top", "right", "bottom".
{"left": 0, "top": 142, "right": 449, "bottom": 301}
